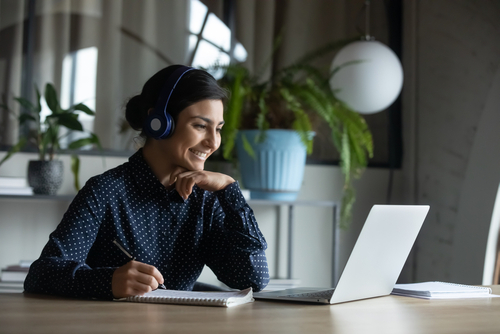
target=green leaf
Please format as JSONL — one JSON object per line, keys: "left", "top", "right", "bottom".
{"left": 70, "top": 154, "right": 81, "bottom": 191}
{"left": 49, "top": 113, "right": 84, "bottom": 131}
{"left": 18, "top": 113, "right": 37, "bottom": 124}
{"left": 340, "top": 130, "right": 351, "bottom": 185}
{"left": 14, "top": 97, "right": 36, "bottom": 112}
{"left": 44, "top": 83, "right": 60, "bottom": 114}
{"left": 340, "top": 186, "right": 356, "bottom": 229}
{"left": 72, "top": 103, "right": 95, "bottom": 115}
{"left": 35, "top": 85, "right": 42, "bottom": 113}
{"left": 0, "top": 138, "right": 27, "bottom": 166}
{"left": 241, "top": 133, "right": 256, "bottom": 159}
{"left": 68, "top": 134, "right": 99, "bottom": 150}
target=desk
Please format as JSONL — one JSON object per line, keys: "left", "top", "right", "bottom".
{"left": 1, "top": 287, "right": 499, "bottom": 334}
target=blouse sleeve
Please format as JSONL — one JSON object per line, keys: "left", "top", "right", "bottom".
{"left": 203, "top": 182, "right": 270, "bottom": 291}
{"left": 23, "top": 178, "right": 116, "bottom": 300}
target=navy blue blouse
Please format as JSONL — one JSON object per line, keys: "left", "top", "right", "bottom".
{"left": 24, "top": 149, "right": 269, "bottom": 299}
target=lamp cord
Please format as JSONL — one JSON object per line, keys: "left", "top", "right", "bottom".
{"left": 365, "top": 0, "right": 371, "bottom": 40}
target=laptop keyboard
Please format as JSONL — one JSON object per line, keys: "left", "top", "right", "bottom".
{"left": 284, "top": 289, "right": 335, "bottom": 299}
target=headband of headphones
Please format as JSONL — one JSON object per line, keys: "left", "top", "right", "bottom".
{"left": 144, "top": 65, "right": 195, "bottom": 139}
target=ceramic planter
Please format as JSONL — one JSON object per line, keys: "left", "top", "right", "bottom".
{"left": 27, "top": 160, "right": 63, "bottom": 195}
{"left": 236, "top": 129, "right": 309, "bottom": 201}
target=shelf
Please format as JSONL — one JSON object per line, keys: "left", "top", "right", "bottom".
{"left": 0, "top": 194, "right": 74, "bottom": 201}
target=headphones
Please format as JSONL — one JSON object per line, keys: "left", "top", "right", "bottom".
{"left": 144, "top": 65, "right": 195, "bottom": 139}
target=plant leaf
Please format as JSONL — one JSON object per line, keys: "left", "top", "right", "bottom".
{"left": 0, "top": 138, "right": 27, "bottom": 166}
{"left": 72, "top": 103, "right": 95, "bottom": 116}
{"left": 70, "top": 154, "right": 81, "bottom": 191}
{"left": 18, "top": 113, "right": 37, "bottom": 124}
{"left": 44, "top": 83, "right": 61, "bottom": 114}
{"left": 14, "top": 97, "right": 35, "bottom": 112}
{"left": 49, "top": 113, "right": 84, "bottom": 131}
{"left": 241, "top": 133, "right": 256, "bottom": 159}
{"left": 67, "top": 133, "right": 100, "bottom": 150}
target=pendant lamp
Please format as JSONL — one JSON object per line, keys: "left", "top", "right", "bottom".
{"left": 329, "top": 1, "right": 403, "bottom": 114}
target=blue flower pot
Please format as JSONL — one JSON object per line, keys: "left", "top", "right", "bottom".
{"left": 236, "top": 130, "right": 308, "bottom": 201}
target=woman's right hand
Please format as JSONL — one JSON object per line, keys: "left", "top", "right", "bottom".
{"left": 111, "top": 260, "right": 164, "bottom": 298}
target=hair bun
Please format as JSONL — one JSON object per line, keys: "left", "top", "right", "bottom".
{"left": 125, "top": 94, "right": 148, "bottom": 131}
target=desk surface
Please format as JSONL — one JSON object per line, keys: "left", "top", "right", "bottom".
{"left": 1, "top": 286, "right": 499, "bottom": 334}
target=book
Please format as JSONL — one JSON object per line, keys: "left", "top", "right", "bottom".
{"left": 0, "top": 281, "right": 24, "bottom": 293}
{"left": 0, "top": 176, "right": 27, "bottom": 188}
{"left": 0, "top": 263, "right": 31, "bottom": 282}
{"left": 0, "top": 187, "right": 33, "bottom": 195}
{"left": 122, "top": 287, "right": 254, "bottom": 307}
{"left": 391, "top": 281, "right": 494, "bottom": 299}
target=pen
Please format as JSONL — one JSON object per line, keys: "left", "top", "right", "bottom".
{"left": 112, "top": 239, "right": 166, "bottom": 290}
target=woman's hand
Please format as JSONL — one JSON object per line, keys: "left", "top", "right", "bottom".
{"left": 111, "top": 260, "right": 164, "bottom": 298}
{"left": 169, "top": 168, "right": 235, "bottom": 200}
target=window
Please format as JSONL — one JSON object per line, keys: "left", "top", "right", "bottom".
{"left": 188, "top": 0, "right": 247, "bottom": 78}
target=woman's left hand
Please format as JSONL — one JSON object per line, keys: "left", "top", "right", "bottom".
{"left": 170, "top": 169, "right": 235, "bottom": 200}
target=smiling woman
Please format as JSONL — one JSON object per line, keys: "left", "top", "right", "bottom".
{"left": 24, "top": 65, "right": 270, "bottom": 299}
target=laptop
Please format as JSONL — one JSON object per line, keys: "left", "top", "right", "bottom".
{"left": 254, "top": 205, "right": 430, "bottom": 304}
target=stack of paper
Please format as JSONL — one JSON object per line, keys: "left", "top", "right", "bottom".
{"left": 0, "top": 177, "right": 33, "bottom": 195}
{"left": 0, "top": 261, "right": 32, "bottom": 283}
{"left": 391, "top": 281, "right": 493, "bottom": 299}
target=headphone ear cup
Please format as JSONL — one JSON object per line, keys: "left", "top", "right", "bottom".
{"left": 162, "top": 112, "right": 175, "bottom": 139}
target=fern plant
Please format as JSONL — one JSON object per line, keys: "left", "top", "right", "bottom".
{"left": 210, "top": 40, "right": 373, "bottom": 229}
{"left": 0, "top": 83, "right": 102, "bottom": 191}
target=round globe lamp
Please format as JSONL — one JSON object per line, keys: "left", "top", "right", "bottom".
{"left": 330, "top": 40, "right": 403, "bottom": 114}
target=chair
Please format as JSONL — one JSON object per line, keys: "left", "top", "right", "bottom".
{"left": 483, "top": 183, "right": 500, "bottom": 285}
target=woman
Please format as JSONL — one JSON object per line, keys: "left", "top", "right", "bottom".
{"left": 24, "top": 65, "right": 269, "bottom": 299}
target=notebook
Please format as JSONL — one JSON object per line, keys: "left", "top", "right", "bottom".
{"left": 254, "top": 205, "right": 430, "bottom": 304}
{"left": 391, "top": 281, "right": 494, "bottom": 299}
{"left": 120, "top": 287, "right": 253, "bottom": 307}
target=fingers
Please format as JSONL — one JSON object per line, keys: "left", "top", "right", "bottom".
{"left": 169, "top": 166, "right": 188, "bottom": 186}
{"left": 112, "top": 261, "right": 164, "bottom": 298}
{"left": 135, "top": 261, "right": 164, "bottom": 286}
{"left": 170, "top": 170, "right": 236, "bottom": 200}
{"left": 175, "top": 172, "right": 197, "bottom": 200}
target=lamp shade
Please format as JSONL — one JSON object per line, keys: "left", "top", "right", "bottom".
{"left": 330, "top": 40, "right": 403, "bottom": 114}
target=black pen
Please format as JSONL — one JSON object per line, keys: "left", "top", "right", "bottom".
{"left": 112, "top": 239, "right": 166, "bottom": 290}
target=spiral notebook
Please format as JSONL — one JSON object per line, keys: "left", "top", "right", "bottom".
{"left": 391, "top": 281, "right": 494, "bottom": 299}
{"left": 121, "top": 287, "right": 253, "bottom": 307}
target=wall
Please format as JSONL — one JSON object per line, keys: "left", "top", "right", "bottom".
{"left": 411, "top": 0, "right": 500, "bottom": 284}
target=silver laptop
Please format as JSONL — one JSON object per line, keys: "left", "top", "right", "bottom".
{"left": 254, "top": 205, "right": 430, "bottom": 304}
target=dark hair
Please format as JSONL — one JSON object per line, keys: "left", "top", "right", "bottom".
{"left": 125, "top": 65, "right": 228, "bottom": 137}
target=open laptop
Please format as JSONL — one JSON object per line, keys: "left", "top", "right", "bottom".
{"left": 254, "top": 205, "right": 430, "bottom": 304}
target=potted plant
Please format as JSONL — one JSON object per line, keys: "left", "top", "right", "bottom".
{"left": 210, "top": 42, "right": 373, "bottom": 228}
{"left": 0, "top": 83, "right": 101, "bottom": 195}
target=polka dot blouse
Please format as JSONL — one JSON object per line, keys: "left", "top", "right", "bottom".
{"left": 24, "top": 149, "right": 269, "bottom": 300}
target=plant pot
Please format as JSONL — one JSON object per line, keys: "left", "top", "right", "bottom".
{"left": 27, "top": 160, "right": 64, "bottom": 195}
{"left": 236, "top": 129, "right": 309, "bottom": 201}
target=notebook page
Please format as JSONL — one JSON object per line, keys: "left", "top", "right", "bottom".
{"left": 123, "top": 287, "right": 254, "bottom": 307}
